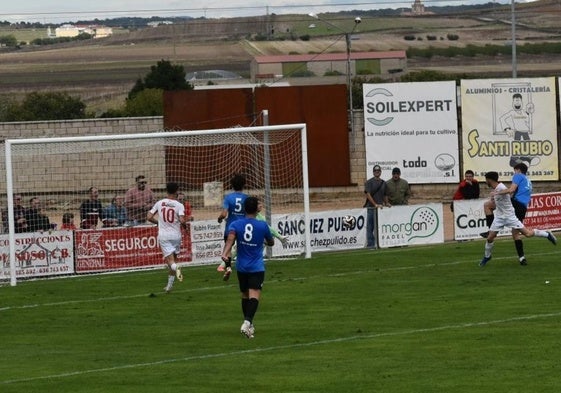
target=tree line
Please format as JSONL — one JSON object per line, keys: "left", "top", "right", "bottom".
{"left": 0, "top": 60, "right": 192, "bottom": 122}
{"left": 2, "top": 37, "right": 561, "bottom": 121}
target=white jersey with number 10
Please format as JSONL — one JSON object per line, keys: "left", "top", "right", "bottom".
{"left": 149, "top": 198, "right": 185, "bottom": 240}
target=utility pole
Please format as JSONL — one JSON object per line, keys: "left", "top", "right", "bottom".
{"left": 511, "top": 0, "right": 517, "bottom": 78}
{"left": 308, "top": 14, "right": 361, "bottom": 134}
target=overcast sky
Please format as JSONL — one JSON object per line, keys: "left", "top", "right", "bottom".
{"left": 1, "top": 1, "right": 529, "bottom": 23}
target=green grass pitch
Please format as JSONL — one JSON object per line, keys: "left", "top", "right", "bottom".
{"left": 1, "top": 236, "right": 560, "bottom": 392}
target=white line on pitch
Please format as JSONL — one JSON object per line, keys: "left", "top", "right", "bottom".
{"left": 1, "top": 250, "right": 559, "bottom": 313}
{"left": 2, "top": 310, "right": 561, "bottom": 385}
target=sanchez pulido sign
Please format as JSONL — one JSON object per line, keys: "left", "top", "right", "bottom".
{"left": 190, "top": 209, "right": 368, "bottom": 260}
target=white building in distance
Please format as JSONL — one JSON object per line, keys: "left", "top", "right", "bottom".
{"left": 54, "top": 24, "right": 113, "bottom": 39}
{"left": 401, "top": 0, "right": 434, "bottom": 16}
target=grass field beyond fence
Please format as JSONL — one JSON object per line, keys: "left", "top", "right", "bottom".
{"left": 1, "top": 237, "right": 560, "bottom": 392}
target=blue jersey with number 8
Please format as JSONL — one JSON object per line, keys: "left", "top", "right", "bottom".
{"left": 228, "top": 217, "right": 272, "bottom": 273}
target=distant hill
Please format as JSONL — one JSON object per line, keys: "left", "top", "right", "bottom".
{"left": 0, "top": 2, "right": 513, "bottom": 29}
{"left": 70, "top": 16, "right": 194, "bottom": 29}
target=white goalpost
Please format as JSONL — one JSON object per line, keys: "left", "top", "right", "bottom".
{"left": 1, "top": 124, "right": 311, "bottom": 287}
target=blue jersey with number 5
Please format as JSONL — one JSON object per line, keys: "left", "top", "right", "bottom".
{"left": 228, "top": 218, "right": 272, "bottom": 273}
{"left": 222, "top": 192, "right": 247, "bottom": 237}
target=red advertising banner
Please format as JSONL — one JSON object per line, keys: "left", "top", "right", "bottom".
{"left": 0, "top": 230, "right": 75, "bottom": 279}
{"left": 75, "top": 225, "right": 192, "bottom": 273}
{"left": 524, "top": 192, "right": 561, "bottom": 230}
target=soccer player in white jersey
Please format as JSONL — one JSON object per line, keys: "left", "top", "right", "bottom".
{"left": 479, "top": 171, "right": 556, "bottom": 267}
{"left": 147, "top": 182, "right": 189, "bottom": 292}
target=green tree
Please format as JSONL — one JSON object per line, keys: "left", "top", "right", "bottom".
{"left": 2, "top": 92, "right": 86, "bottom": 121}
{"left": 125, "top": 88, "right": 164, "bottom": 116}
{"left": 0, "top": 95, "right": 16, "bottom": 120}
{"left": 400, "top": 70, "right": 455, "bottom": 82}
{"left": 0, "top": 34, "right": 17, "bottom": 47}
{"left": 352, "top": 76, "right": 384, "bottom": 109}
{"left": 128, "top": 59, "right": 192, "bottom": 99}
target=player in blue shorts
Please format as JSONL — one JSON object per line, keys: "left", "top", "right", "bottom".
{"left": 217, "top": 173, "right": 248, "bottom": 278}
{"left": 221, "top": 196, "right": 274, "bottom": 338}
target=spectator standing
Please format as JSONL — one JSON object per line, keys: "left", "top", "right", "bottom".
{"left": 25, "top": 197, "right": 51, "bottom": 232}
{"left": 147, "top": 182, "right": 188, "bottom": 293}
{"left": 102, "top": 195, "right": 127, "bottom": 227}
{"left": 217, "top": 173, "right": 248, "bottom": 277}
{"left": 363, "top": 165, "right": 386, "bottom": 248}
{"left": 125, "top": 175, "right": 155, "bottom": 225}
{"left": 221, "top": 196, "right": 274, "bottom": 339}
{"left": 80, "top": 187, "right": 103, "bottom": 229}
{"left": 385, "top": 167, "right": 411, "bottom": 206}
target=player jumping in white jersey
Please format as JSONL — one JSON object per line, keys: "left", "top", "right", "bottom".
{"left": 479, "top": 171, "right": 556, "bottom": 267}
{"left": 147, "top": 182, "right": 189, "bottom": 292}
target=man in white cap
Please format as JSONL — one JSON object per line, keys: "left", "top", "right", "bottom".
{"left": 363, "top": 164, "right": 386, "bottom": 248}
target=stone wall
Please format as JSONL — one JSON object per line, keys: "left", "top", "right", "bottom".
{"left": 0, "top": 117, "right": 165, "bottom": 197}
{"left": 1, "top": 113, "right": 558, "bottom": 209}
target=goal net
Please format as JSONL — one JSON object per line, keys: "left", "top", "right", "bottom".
{"left": 1, "top": 124, "right": 311, "bottom": 286}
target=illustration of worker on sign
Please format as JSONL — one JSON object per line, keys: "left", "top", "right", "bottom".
{"left": 497, "top": 90, "right": 539, "bottom": 167}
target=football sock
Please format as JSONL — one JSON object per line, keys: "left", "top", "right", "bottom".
{"left": 245, "top": 298, "right": 259, "bottom": 323}
{"left": 170, "top": 262, "right": 177, "bottom": 272}
{"left": 484, "top": 241, "right": 494, "bottom": 258}
{"left": 485, "top": 214, "right": 494, "bottom": 228}
{"left": 533, "top": 229, "right": 548, "bottom": 238}
{"left": 514, "top": 239, "right": 524, "bottom": 258}
{"left": 167, "top": 275, "right": 175, "bottom": 287}
{"left": 241, "top": 298, "right": 249, "bottom": 317}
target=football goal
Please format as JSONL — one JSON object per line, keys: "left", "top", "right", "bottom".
{"left": 1, "top": 124, "right": 311, "bottom": 286}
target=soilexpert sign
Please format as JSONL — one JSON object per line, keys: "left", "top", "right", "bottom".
{"left": 363, "top": 81, "right": 459, "bottom": 184}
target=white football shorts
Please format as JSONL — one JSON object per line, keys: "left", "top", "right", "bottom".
{"left": 490, "top": 215, "right": 524, "bottom": 232}
{"left": 159, "top": 237, "right": 181, "bottom": 258}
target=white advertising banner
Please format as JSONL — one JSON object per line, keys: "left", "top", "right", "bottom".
{"left": 377, "top": 204, "right": 444, "bottom": 248}
{"left": 363, "top": 81, "right": 459, "bottom": 184}
{"left": 0, "top": 230, "right": 75, "bottom": 279}
{"left": 191, "top": 220, "right": 224, "bottom": 264}
{"left": 454, "top": 192, "right": 561, "bottom": 240}
{"left": 452, "top": 199, "right": 510, "bottom": 240}
{"left": 191, "top": 209, "right": 368, "bottom": 262}
{"left": 272, "top": 208, "right": 367, "bottom": 255}
{"left": 460, "top": 77, "right": 558, "bottom": 181}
